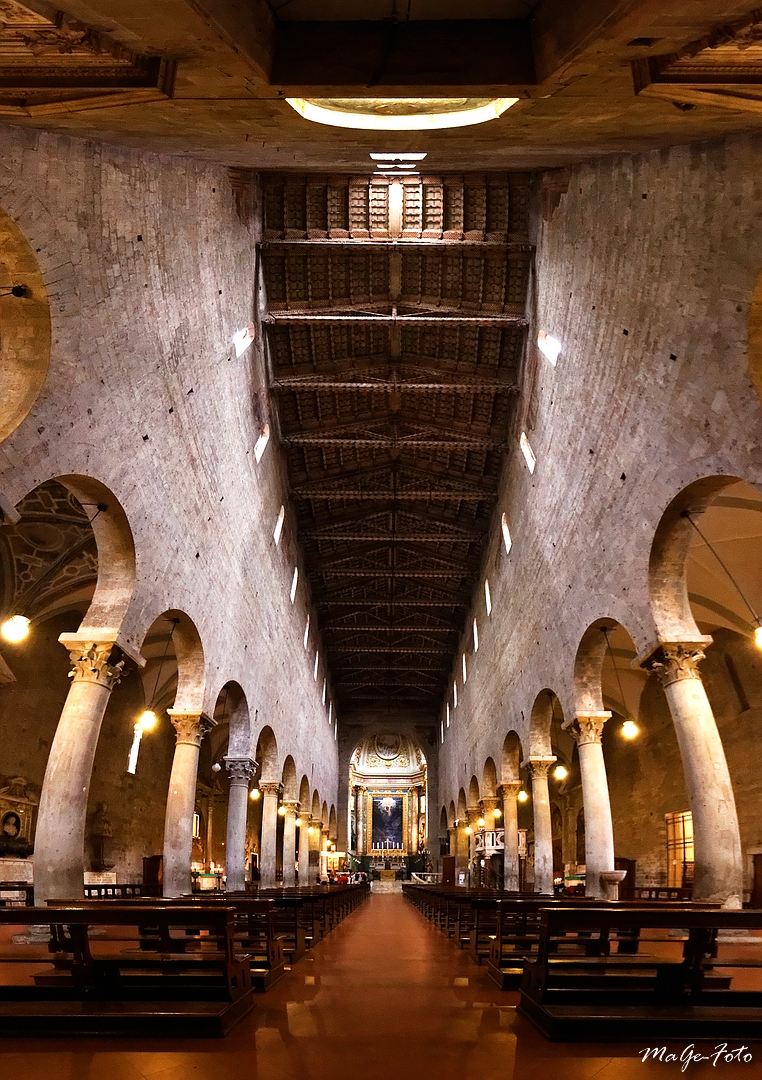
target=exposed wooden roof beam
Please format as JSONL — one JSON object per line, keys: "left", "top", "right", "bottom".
{"left": 294, "top": 487, "right": 496, "bottom": 501}
{"left": 262, "top": 239, "right": 533, "bottom": 253}
{"left": 272, "top": 376, "right": 518, "bottom": 393}
{"left": 264, "top": 311, "right": 527, "bottom": 326}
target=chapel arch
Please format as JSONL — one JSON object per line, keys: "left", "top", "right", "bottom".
{"left": 0, "top": 208, "right": 51, "bottom": 446}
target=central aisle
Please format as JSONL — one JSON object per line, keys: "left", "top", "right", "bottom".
{"left": 0, "top": 892, "right": 678, "bottom": 1080}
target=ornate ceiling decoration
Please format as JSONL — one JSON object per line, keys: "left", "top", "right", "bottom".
{"left": 0, "top": 1, "right": 175, "bottom": 115}
{"left": 260, "top": 172, "right": 530, "bottom": 722}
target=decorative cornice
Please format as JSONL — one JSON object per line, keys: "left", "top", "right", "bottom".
{"left": 67, "top": 641, "right": 124, "bottom": 690}
{"left": 645, "top": 642, "right": 706, "bottom": 687}
{"left": 569, "top": 713, "right": 611, "bottom": 746}
{"left": 168, "top": 711, "right": 216, "bottom": 747}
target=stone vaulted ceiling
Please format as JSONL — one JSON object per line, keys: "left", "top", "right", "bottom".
{"left": 260, "top": 172, "right": 530, "bottom": 723}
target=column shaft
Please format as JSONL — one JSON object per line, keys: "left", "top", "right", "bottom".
{"left": 281, "top": 801, "right": 299, "bottom": 887}
{"left": 569, "top": 715, "right": 615, "bottom": 899}
{"left": 526, "top": 757, "right": 555, "bottom": 895}
{"left": 259, "top": 783, "right": 280, "bottom": 889}
{"left": 500, "top": 783, "right": 521, "bottom": 892}
{"left": 297, "top": 815, "right": 309, "bottom": 884}
{"left": 308, "top": 818, "right": 321, "bottom": 885}
{"left": 224, "top": 757, "right": 255, "bottom": 892}
{"left": 34, "top": 642, "right": 124, "bottom": 904}
{"left": 163, "top": 711, "right": 215, "bottom": 897}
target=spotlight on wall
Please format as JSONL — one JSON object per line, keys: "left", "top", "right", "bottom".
{"left": 0, "top": 614, "right": 30, "bottom": 643}
{"left": 553, "top": 765, "right": 568, "bottom": 781}
{"left": 250, "top": 788, "right": 261, "bottom": 800}
{"left": 621, "top": 719, "right": 640, "bottom": 739}
{"left": 517, "top": 790, "right": 529, "bottom": 803}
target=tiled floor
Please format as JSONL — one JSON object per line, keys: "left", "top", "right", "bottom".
{"left": 0, "top": 893, "right": 758, "bottom": 1079}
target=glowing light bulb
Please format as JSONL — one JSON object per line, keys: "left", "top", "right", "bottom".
{"left": 250, "top": 788, "right": 261, "bottom": 801}
{"left": 1, "top": 615, "right": 30, "bottom": 643}
{"left": 621, "top": 720, "right": 640, "bottom": 739}
{"left": 296, "top": 818, "right": 303, "bottom": 828}
{"left": 477, "top": 817, "right": 485, "bottom": 828}
{"left": 493, "top": 807, "right": 502, "bottom": 819}
{"left": 553, "top": 765, "right": 568, "bottom": 781}
{"left": 465, "top": 826, "right": 472, "bottom": 835}
{"left": 278, "top": 805, "right": 286, "bottom": 816}
{"left": 307, "top": 826, "right": 315, "bottom": 835}
{"left": 517, "top": 790, "right": 529, "bottom": 803}
{"left": 138, "top": 709, "right": 157, "bottom": 731}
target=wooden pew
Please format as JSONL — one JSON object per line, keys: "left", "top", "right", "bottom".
{"left": 0, "top": 904, "right": 253, "bottom": 1036}
{"left": 0, "top": 882, "right": 34, "bottom": 906}
{"left": 518, "top": 906, "right": 762, "bottom": 1041}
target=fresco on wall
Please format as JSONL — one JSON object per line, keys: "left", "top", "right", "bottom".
{"left": 372, "top": 796, "right": 403, "bottom": 849}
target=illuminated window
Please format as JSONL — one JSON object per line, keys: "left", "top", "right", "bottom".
{"left": 666, "top": 810, "right": 694, "bottom": 889}
{"left": 233, "top": 325, "right": 255, "bottom": 357}
{"left": 453, "top": 682, "right": 458, "bottom": 709}
{"left": 334, "top": 723, "right": 338, "bottom": 741}
{"left": 290, "top": 566, "right": 298, "bottom": 603}
{"left": 485, "top": 579, "right": 492, "bottom": 616}
{"left": 274, "top": 505, "right": 285, "bottom": 546}
{"left": 322, "top": 678, "right": 327, "bottom": 704}
{"left": 303, "top": 614, "right": 310, "bottom": 649}
{"left": 501, "top": 513, "right": 512, "bottom": 555}
{"left": 537, "top": 331, "right": 561, "bottom": 366}
{"left": 287, "top": 97, "right": 518, "bottom": 132}
{"left": 520, "top": 431, "right": 536, "bottom": 474}
{"left": 462, "top": 652, "right": 467, "bottom": 683}
{"left": 446, "top": 703, "right": 450, "bottom": 728}
{"left": 254, "top": 424, "right": 270, "bottom": 463}
{"left": 328, "top": 701, "right": 332, "bottom": 725}
{"left": 192, "top": 812, "right": 201, "bottom": 840}
{"left": 440, "top": 721, "right": 444, "bottom": 744}
{"left": 313, "top": 650, "right": 319, "bottom": 681}
{"left": 473, "top": 618, "right": 479, "bottom": 653}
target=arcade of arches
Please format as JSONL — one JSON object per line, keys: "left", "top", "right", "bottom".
{"left": 4, "top": 0, "right": 762, "bottom": 1070}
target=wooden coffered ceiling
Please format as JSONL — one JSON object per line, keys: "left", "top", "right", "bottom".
{"left": 260, "top": 172, "right": 529, "bottom": 722}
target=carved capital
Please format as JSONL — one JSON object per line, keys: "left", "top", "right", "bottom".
{"left": 67, "top": 642, "right": 124, "bottom": 690}
{"left": 569, "top": 713, "right": 611, "bottom": 746}
{"left": 259, "top": 780, "right": 281, "bottom": 798}
{"left": 282, "top": 799, "right": 300, "bottom": 819}
{"left": 481, "top": 796, "right": 500, "bottom": 814}
{"left": 647, "top": 643, "right": 706, "bottom": 687}
{"left": 499, "top": 781, "right": 521, "bottom": 800}
{"left": 169, "top": 710, "right": 216, "bottom": 747}
{"left": 224, "top": 756, "right": 256, "bottom": 786}
{"left": 524, "top": 756, "right": 556, "bottom": 780}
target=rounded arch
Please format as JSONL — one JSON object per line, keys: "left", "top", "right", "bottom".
{"left": 213, "top": 681, "right": 249, "bottom": 758}
{"left": 448, "top": 800, "right": 456, "bottom": 827}
{"left": 467, "top": 774, "right": 480, "bottom": 807}
{"left": 528, "top": 689, "right": 563, "bottom": 757}
{"left": 281, "top": 755, "right": 298, "bottom": 800}
{"left": 137, "top": 609, "right": 204, "bottom": 715}
{"left": 482, "top": 756, "right": 498, "bottom": 797}
{"left": 321, "top": 800, "right": 328, "bottom": 827}
{"left": 575, "top": 618, "right": 629, "bottom": 715}
{"left": 456, "top": 788, "right": 467, "bottom": 821}
{"left": 649, "top": 475, "right": 744, "bottom": 644}
{"left": 311, "top": 790, "right": 321, "bottom": 819}
{"left": 255, "top": 725, "right": 279, "bottom": 783}
{"left": 329, "top": 804, "right": 337, "bottom": 839}
{"left": 298, "top": 774, "right": 310, "bottom": 808}
{"left": 0, "top": 208, "right": 51, "bottom": 446}
{"left": 501, "top": 731, "right": 523, "bottom": 784}
{"left": 440, "top": 805, "right": 449, "bottom": 832}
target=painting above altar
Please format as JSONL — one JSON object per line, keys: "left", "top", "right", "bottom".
{"left": 372, "top": 796, "right": 403, "bottom": 849}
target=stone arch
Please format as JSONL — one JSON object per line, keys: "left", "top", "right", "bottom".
{"left": 440, "top": 805, "right": 449, "bottom": 832}
{"left": 648, "top": 475, "right": 744, "bottom": 644}
{"left": 255, "top": 725, "right": 279, "bottom": 784}
{"left": 482, "top": 756, "right": 498, "bottom": 797}
{"left": 311, "top": 789, "right": 321, "bottom": 819}
{"left": 448, "top": 799, "right": 456, "bottom": 827}
{"left": 573, "top": 616, "right": 645, "bottom": 717}
{"left": 467, "top": 774, "right": 480, "bottom": 807}
{"left": 321, "top": 800, "right": 329, "bottom": 827}
{"left": 0, "top": 207, "right": 51, "bottom": 446}
{"left": 213, "top": 681, "right": 249, "bottom": 758}
{"left": 528, "top": 689, "right": 563, "bottom": 757}
{"left": 329, "top": 804, "right": 337, "bottom": 839}
{"left": 298, "top": 774, "right": 310, "bottom": 809}
{"left": 137, "top": 609, "right": 205, "bottom": 716}
{"left": 456, "top": 787, "right": 467, "bottom": 821}
{"left": 501, "top": 731, "right": 523, "bottom": 784}
{"left": 281, "top": 755, "right": 298, "bottom": 800}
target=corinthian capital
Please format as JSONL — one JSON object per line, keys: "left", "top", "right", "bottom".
{"left": 569, "top": 713, "right": 610, "bottom": 746}
{"left": 647, "top": 643, "right": 706, "bottom": 687}
{"left": 259, "top": 780, "right": 281, "bottom": 798}
{"left": 67, "top": 642, "right": 124, "bottom": 689}
{"left": 498, "top": 781, "right": 521, "bottom": 800}
{"left": 281, "top": 799, "right": 300, "bottom": 819}
{"left": 523, "top": 756, "right": 556, "bottom": 780}
{"left": 224, "top": 756, "right": 256, "bottom": 785}
{"left": 169, "top": 710, "right": 216, "bottom": 747}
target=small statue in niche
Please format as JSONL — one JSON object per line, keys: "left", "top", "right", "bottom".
{"left": 89, "top": 802, "right": 115, "bottom": 872}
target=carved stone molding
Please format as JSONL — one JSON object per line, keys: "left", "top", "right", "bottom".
{"left": 498, "top": 781, "right": 521, "bottom": 800}
{"left": 224, "top": 757, "right": 256, "bottom": 786}
{"left": 523, "top": 756, "right": 556, "bottom": 780}
{"left": 281, "top": 799, "right": 300, "bottom": 818}
{"left": 569, "top": 713, "right": 611, "bottom": 746}
{"left": 481, "top": 796, "right": 500, "bottom": 814}
{"left": 259, "top": 780, "right": 281, "bottom": 798}
{"left": 168, "top": 711, "right": 216, "bottom": 747}
{"left": 647, "top": 643, "right": 706, "bottom": 687}
{"left": 67, "top": 641, "right": 124, "bottom": 690}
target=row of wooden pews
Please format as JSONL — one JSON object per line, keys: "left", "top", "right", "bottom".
{"left": 403, "top": 883, "right": 762, "bottom": 1041}
{"left": 0, "top": 881, "right": 368, "bottom": 1037}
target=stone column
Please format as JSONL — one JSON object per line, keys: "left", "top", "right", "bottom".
{"left": 646, "top": 643, "right": 743, "bottom": 907}
{"left": 163, "top": 711, "right": 215, "bottom": 896}
{"left": 566, "top": 714, "right": 615, "bottom": 899}
{"left": 525, "top": 757, "right": 556, "bottom": 895}
{"left": 258, "top": 781, "right": 281, "bottom": 889}
{"left": 281, "top": 800, "right": 300, "bottom": 888}
{"left": 34, "top": 641, "right": 125, "bottom": 904}
{"left": 357, "top": 786, "right": 367, "bottom": 855}
{"left": 308, "top": 817, "right": 321, "bottom": 885}
{"left": 205, "top": 794, "right": 215, "bottom": 871}
{"left": 466, "top": 805, "right": 480, "bottom": 884}
{"left": 447, "top": 826, "right": 456, "bottom": 859}
{"left": 224, "top": 756, "right": 256, "bottom": 892}
{"left": 321, "top": 826, "right": 331, "bottom": 878}
{"left": 297, "top": 814, "right": 309, "bottom": 884}
{"left": 500, "top": 783, "right": 521, "bottom": 892}
{"left": 482, "top": 795, "right": 500, "bottom": 831}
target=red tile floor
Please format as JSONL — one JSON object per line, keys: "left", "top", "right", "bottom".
{"left": 0, "top": 891, "right": 759, "bottom": 1080}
